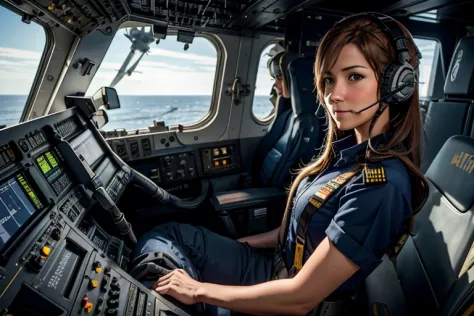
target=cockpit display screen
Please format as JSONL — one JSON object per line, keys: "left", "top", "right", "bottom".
{"left": 36, "top": 148, "right": 72, "bottom": 195}
{"left": 0, "top": 174, "right": 43, "bottom": 252}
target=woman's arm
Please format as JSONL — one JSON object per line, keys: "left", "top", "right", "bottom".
{"left": 236, "top": 227, "right": 280, "bottom": 248}
{"left": 154, "top": 237, "right": 359, "bottom": 316}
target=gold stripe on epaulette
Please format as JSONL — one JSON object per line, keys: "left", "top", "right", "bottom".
{"left": 364, "top": 165, "right": 387, "bottom": 184}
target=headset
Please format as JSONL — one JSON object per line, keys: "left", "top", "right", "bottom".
{"left": 335, "top": 12, "right": 422, "bottom": 115}
{"left": 267, "top": 51, "right": 285, "bottom": 78}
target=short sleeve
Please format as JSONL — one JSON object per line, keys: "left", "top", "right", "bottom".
{"left": 325, "top": 182, "right": 411, "bottom": 269}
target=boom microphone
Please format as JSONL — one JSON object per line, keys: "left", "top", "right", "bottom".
{"left": 351, "top": 81, "right": 415, "bottom": 115}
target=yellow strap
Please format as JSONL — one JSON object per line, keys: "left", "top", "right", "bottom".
{"left": 462, "top": 302, "right": 474, "bottom": 316}
{"left": 292, "top": 167, "right": 361, "bottom": 273}
{"left": 294, "top": 242, "right": 304, "bottom": 270}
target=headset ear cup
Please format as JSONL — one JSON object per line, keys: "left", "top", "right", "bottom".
{"left": 381, "top": 62, "right": 416, "bottom": 104}
{"left": 380, "top": 63, "right": 397, "bottom": 102}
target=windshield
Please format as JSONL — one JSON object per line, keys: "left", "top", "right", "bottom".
{"left": 87, "top": 27, "right": 217, "bottom": 132}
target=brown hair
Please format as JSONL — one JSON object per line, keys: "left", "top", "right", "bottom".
{"left": 282, "top": 16, "right": 428, "bottom": 236}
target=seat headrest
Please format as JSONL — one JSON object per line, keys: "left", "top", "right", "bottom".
{"left": 280, "top": 52, "right": 299, "bottom": 94}
{"left": 426, "top": 135, "right": 474, "bottom": 212}
{"left": 444, "top": 36, "right": 474, "bottom": 98}
{"left": 288, "top": 57, "right": 318, "bottom": 115}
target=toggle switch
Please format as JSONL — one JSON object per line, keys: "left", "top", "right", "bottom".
{"left": 41, "top": 246, "right": 51, "bottom": 257}
{"left": 84, "top": 302, "right": 93, "bottom": 313}
{"left": 93, "top": 261, "right": 102, "bottom": 273}
{"left": 90, "top": 279, "right": 99, "bottom": 288}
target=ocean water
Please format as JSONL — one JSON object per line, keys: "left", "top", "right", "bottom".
{"left": 0, "top": 95, "right": 273, "bottom": 131}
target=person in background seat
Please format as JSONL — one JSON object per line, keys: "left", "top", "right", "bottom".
{"left": 133, "top": 12, "right": 428, "bottom": 316}
{"left": 267, "top": 50, "right": 290, "bottom": 114}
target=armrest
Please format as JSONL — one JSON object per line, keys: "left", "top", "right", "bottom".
{"left": 212, "top": 187, "right": 287, "bottom": 212}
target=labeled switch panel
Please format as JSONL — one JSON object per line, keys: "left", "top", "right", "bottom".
{"left": 159, "top": 152, "right": 196, "bottom": 184}
{"left": 201, "top": 145, "right": 239, "bottom": 174}
{"left": 74, "top": 254, "right": 155, "bottom": 316}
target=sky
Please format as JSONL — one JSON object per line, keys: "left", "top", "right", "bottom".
{"left": 0, "top": 4, "right": 438, "bottom": 97}
{"left": 0, "top": 7, "right": 46, "bottom": 95}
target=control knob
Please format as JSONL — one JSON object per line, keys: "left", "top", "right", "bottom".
{"left": 106, "top": 308, "right": 118, "bottom": 315}
{"left": 51, "top": 227, "right": 61, "bottom": 241}
{"left": 107, "top": 299, "right": 119, "bottom": 308}
{"left": 102, "top": 275, "right": 109, "bottom": 288}
{"left": 177, "top": 169, "right": 185, "bottom": 178}
{"left": 109, "top": 290, "right": 120, "bottom": 299}
{"left": 110, "top": 282, "right": 120, "bottom": 291}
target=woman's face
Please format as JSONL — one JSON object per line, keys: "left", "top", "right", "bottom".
{"left": 322, "top": 43, "right": 380, "bottom": 131}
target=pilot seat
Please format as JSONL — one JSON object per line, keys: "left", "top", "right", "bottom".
{"left": 363, "top": 35, "right": 474, "bottom": 316}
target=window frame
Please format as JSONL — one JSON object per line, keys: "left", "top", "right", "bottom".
{"left": 251, "top": 39, "right": 284, "bottom": 126}
{"left": 0, "top": 2, "right": 53, "bottom": 126}
{"left": 413, "top": 36, "right": 441, "bottom": 100}
{"left": 88, "top": 22, "right": 223, "bottom": 133}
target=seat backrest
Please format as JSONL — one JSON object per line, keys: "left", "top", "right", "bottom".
{"left": 256, "top": 55, "right": 325, "bottom": 188}
{"left": 364, "top": 135, "right": 474, "bottom": 315}
{"left": 422, "top": 36, "right": 474, "bottom": 172}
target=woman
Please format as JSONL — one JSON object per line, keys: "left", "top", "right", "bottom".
{"left": 133, "top": 13, "right": 428, "bottom": 315}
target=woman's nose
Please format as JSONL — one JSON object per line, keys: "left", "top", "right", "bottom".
{"left": 329, "top": 81, "right": 346, "bottom": 103}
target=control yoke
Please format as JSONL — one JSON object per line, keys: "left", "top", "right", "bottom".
{"left": 52, "top": 132, "right": 137, "bottom": 245}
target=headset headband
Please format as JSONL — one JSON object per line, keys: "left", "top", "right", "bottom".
{"left": 267, "top": 51, "right": 285, "bottom": 78}
{"left": 336, "top": 12, "right": 422, "bottom": 66}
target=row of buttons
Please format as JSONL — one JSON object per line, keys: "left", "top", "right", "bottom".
{"left": 82, "top": 261, "right": 122, "bottom": 315}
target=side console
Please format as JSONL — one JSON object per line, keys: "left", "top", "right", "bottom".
{"left": 0, "top": 108, "right": 191, "bottom": 316}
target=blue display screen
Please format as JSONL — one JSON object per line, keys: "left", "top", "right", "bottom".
{"left": 0, "top": 176, "right": 39, "bottom": 251}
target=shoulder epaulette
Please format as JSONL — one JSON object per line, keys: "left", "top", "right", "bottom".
{"left": 364, "top": 164, "right": 387, "bottom": 185}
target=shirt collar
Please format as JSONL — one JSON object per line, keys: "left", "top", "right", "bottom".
{"left": 333, "top": 133, "right": 388, "bottom": 167}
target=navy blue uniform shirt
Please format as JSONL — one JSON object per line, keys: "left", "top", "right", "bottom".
{"left": 283, "top": 133, "right": 412, "bottom": 294}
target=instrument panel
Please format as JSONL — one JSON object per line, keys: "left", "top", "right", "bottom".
{"left": 110, "top": 136, "right": 242, "bottom": 191}
{"left": 0, "top": 107, "right": 190, "bottom": 316}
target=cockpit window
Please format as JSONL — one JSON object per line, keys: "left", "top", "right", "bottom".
{"left": 0, "top": 5, "right": 46, "bottom": 129}
{"left": 413, "top": 38, "right": 440, "bottom": 98}
{"left": 86, "top": 26, "right": 217, "bottom": 132}
{"left": 252, "top": 44, "right": 280, "bottom": 122}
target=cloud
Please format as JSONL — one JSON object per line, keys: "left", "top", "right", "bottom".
{"left": 148, "top": 48, "right": 216, "bottom": 65}
{"left": 0, "top": 59, "right": 39, "bottom": 67}
{"left": 140, "top": 61, "right": 194, "bottom": 71}
{"left": 87, "top": 67, "right": 216, "bottom": 96}
{"left": 199, "top": 66, "right": 216, "bottom": 73}
{"left": 100, "top": 62, "right": 123, "bottom": 70}
{"left": 0, "top": 47, "right": 42, "bottom": 59}
{"left": 99, "top": 60, "right": 195, "bottom": 73}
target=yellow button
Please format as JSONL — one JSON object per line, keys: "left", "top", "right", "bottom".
{"left": 95, "top": 267, "right": 102, "bottom": 273}
{"left": 41, "top": 246, "right": 51, "bottom": 257}
{"left": 222, "top": 160, "right": 227, "bottom": 165}
{"left": 84, "top": 302, "right": 93, "bottom": 313}
{"left": 90, "top": 280, "right": 99, "bottom": 288}
{"left": 221, "top": 147, "right": 227, "bottom": 155}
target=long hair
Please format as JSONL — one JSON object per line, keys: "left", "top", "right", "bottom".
{"left": 283, "top": 16, "right": 429, "bottom": 223}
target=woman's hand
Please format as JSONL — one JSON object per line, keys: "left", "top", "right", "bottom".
{"left": 152, "top": 269, "right": 203, "bottom": 305}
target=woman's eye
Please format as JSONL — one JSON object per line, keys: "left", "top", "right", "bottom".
{"left": 348, "top": 73, "right": 364, "bottom": 81}
{"left": 323, "top": 77, "right": 334, "bottom": 85}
